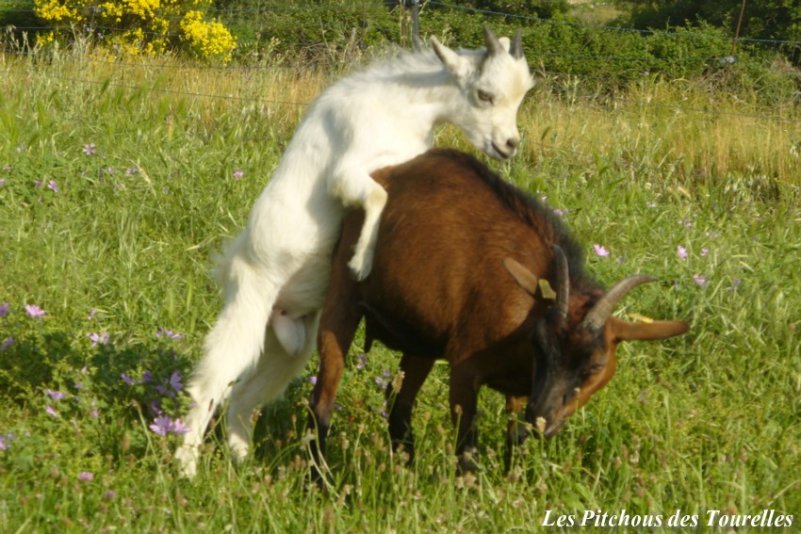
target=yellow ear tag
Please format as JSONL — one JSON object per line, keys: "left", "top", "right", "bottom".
{"left": 538, "top": 279, "right": 556, "bottom": 300}
{"left": 628, "top": 312, "right": 654, "bottom": 324}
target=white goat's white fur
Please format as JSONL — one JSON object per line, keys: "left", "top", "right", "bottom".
{"left": 176, "top": 31, "right": 533, "bottom": 477}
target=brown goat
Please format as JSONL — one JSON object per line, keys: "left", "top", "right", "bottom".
{"left": 309, "top": 148, "right": 688, "bottom": 473}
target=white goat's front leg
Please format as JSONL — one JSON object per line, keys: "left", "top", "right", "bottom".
{"left": 329, "top": 164, "right": 388, "bottom": 280}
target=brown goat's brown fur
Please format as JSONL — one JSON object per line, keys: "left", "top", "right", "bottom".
{"left": 309, "top": 149, "right": 688, "bottom": 474}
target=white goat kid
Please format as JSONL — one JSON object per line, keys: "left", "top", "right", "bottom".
{"left": 176, "top": 28, "right": 534, "bottom": 477}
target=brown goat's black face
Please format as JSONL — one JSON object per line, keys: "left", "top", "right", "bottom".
{"left": 504, "top": 255, "right": 689, "bottom": 437}
{"left": 526, "top": 316, "right": 688, "bottom": 436}
{"left": 526, "top": 324, "right": 618, "bottom": 436}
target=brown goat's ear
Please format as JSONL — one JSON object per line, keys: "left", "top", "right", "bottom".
{"left": 609, "top": 317, "right": 689, "bottom": 342}
{"left": 504, "top": 258, "right": 538, "bottom": 296}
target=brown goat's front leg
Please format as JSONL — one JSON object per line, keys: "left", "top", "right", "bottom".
{"left": 504, "top": 395, "right": 528, "bottom": 472}
{"left": 386, "top": 354, "right": 435, "bottom": 464}
{"left": 449, "top": 364, "right": 480, "bottom": 473}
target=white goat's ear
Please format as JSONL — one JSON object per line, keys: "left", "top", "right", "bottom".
{"left": 431, "top": 36, "right": 471, "bottom": 80}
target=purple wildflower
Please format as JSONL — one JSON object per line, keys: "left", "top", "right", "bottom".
{"left": 47, "top": 180, "right": 59, "bottom": 192}
{"left": 677, "top": 245, "right": 688, "bottom": 260}
{"left": 700, "top": 247, "right": 709, "bottom": 257}
{"left": 103, "top": 490, "right": 117, "bottom": 500}
{"left": 105, "top": 166, "right": 114, "bottom": 175}
{"left": 125, "top": 166, "right": 138, "bottom": 176}
{"left": 692, "top": 274, "right": 707, "bottom": 287}
{"left": 121, "top": 373, "right": 135, "bottom": 386}
{"left": 0, "top": 178, "right": 5, "bottom": 187}
{"left": 0, "top": 436, "right": 6, "bottom": 451}
{"left": 156, "top": 327, "right": 182, "bottom": 340}
{"left": 168, "top": 371, "right": 183, "bottom": 393}
{"left": 149, "top": 415, "right": 172, "bottom": 436}
{"left": 46, "top": 389, "right": 65, "bottom": 401}
{"left": 593, "top": 244, "right": 610, "bottom": 258}
{"left": 356, "top": 352, "right": 368, "bottom": 371}
{"left": 34, "top": 179, "right": 43, "bottom": 188}
{"left": 149, "top": 415, "right": 188, "bottom": 436}
{"left": 2, "top": 164, "right": 11, "bottom": 172}
{"left": 78, "top": 471, "right": 94, "bottom": 481}
{"left": 142, "top": 370, "right": 152, "bottom": 383}
{"left": 233, "top": 169, "right": 245, "bottom": 180}
{"left": 308, "top": 375, "right": 317, "bottom": 385}
{"left": 82, "top": 143, "right": 97, "bottom": 156}
{"left": 0, "top": 303, "right": 10, "bottom": 318}
{"left": 87, "top": 308, "right": 98, "bottom": 320}
{"left": 1, "top": 337, "right": 13, "bottom": 351}
{"left": 88, "top": 331, "right": 110, "bottom": 346}
{"left": 45, "top": 405, "right": 59, "bottom": 417}
{"left": 169, "top": 418, "right": 189, "bottom": 435}
{"left": 90, "top": 408, "right": 100, "bottom": 419}
{"left": 24, "top": 304, "right": 46, "bottom": 318}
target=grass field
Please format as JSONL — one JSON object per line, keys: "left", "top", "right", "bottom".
{"left": 1, "top": 47, "right": 800, "bottom": 532}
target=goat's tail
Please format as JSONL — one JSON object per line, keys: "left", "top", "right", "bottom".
{"left": 178, "top": 242, "right": 282, "bottom": 477}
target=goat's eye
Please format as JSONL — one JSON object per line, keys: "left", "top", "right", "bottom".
{"left": 477, "top": 90, "right": 494, "bottom": 104}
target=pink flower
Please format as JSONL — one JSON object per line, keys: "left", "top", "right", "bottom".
{"left": 693, "top": 274, "right": 707, "bottom": 287}
{"left": 0, "top": 303, "right": 10, "bottom": 317}
{"left": 47, "top": 180, "right": 59, "bottom": 192}
{"left": 78, "top": 471, "right": 94, "bottom": 481}
{"left": 593, "top": 244, "right": 609, "bottom": 257}
{"left": 25, "top": 304, "right": 46, "bottom": 318}
{"left": 700, "top": 247, "right": 709, "bottom": 257}
{"left": 45, "top": 405, "right": 59, "bottom": 417}
{"left": 233, "top": 169, "right": 245, "bottom": 179}
{"left": 46, "top": 389, "right": 65, "bottom": 401}
{"left": 676, "top": 245, "right": 688, "bottom": 260}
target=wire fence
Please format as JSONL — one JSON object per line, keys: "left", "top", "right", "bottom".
{"left": 1, "top": 3, "right": 800, "bottom": 125}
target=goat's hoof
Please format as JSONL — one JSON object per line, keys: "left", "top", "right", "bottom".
{"left": 347, "top": 255, "right": 372, "bottom": 281}
{"left": 175, "top": 445, "right": 198, "bottom": 479}
{"left": 457, "top": 453, "right": 479, "bottom": 474}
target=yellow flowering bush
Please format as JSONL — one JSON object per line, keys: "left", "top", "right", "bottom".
{"left": 33, "top": 0, "right": 236, "bottom": 62}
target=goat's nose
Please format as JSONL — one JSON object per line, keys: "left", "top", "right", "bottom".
{"left": 506, "top": 137, "right": 519, "bottom": 150}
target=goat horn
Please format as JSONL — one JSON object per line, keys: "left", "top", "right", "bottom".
{"left": 509, "top": 29, "right": 523, "bottom": 59}
{"left": 552, "top": 245, "right": 569, "bottom": 322}
{"left": 581, "top": 275, "right": 656, "bottom": 331}
{"left": 483, "top": 25, "right": 504, "bottom": 56}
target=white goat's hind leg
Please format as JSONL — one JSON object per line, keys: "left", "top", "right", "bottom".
{"left": 176, "top": 258, "right": 280, "bottom": 478}
{"left": 226, "top": 311, "right": 321, "bottom": 461}
{"left": 330, "top": 168, "right": 388, "bottom": 281}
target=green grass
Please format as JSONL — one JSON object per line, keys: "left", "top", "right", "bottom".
{"left": 1, "top": 48, "right": 800, "bottom": 532}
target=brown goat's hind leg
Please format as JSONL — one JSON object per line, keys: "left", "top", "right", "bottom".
{"left": 504, "top": 395, "right": 528, "bottom": 472}
{"left": 449, "top": 364, "right": 480, "bottom": 473}
{"left": 308, "top": 297, "right": 362, "bottom": 483}
{"left": 386, "top": 354, "right": 435, "bottom": 464}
